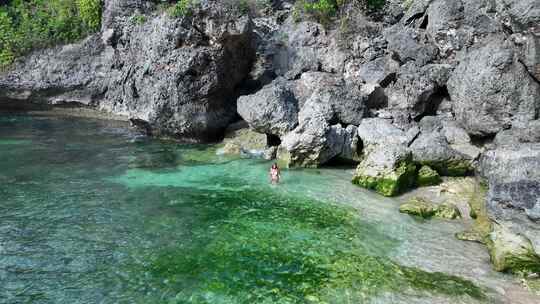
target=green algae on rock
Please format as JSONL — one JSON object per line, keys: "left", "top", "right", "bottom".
{"left": 486, "top": 224, "right": 540, "bottom": 274}
{"left": 125, "top": 186, "right": 487, "bottom": 303}
{"left": 221, "top": 126, "right": 268, "bottom": 156}
{"left": 416, "top": 165, "right": 442, "bottom": 187}
{"left": 352, "top": 149, "right": 417, "bottom": 197}
{"left": 435, "top": 203, "right": 462, "bottom": 219}
{"left": 456, "top": 230, "right": 485, "bottom": 244}
{"left": 399, "top": 198, "right": 461, "bottom": 220}
{"left": 399, "top": 197, "right": 437, "bottom": 218}
{"left": 421, "top": 159, "right": 474, "bottom": 177}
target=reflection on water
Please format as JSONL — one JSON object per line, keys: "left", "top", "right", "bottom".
{"left": 0, "top": 114, "right": 535, "bottom": 303}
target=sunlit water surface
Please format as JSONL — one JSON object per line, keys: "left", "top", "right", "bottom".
{"left": 0, "top": 115, "right": 535, "bottom": 304}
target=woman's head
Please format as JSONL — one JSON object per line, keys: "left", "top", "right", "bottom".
{"left": 272, "top": 163, "right": 278, "bottom": 169}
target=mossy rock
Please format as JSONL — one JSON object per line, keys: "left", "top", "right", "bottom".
{"left": 416, "top": 165, "right": 442, "bottom": 187}
{"left": 486, "top": 225, "right": 540, "bottom": 274}
{"left": 353, "top": 160, "right": 417, "bottom": 197}
{"left": 455, "top": 230, "right": 485, "bottom": 244}
{"left": 399, "top": 198, "right": 437, "bottom": 218}
{"left": 421, "top": 160, "right": 474, "bottom": 177}
{"left": 434, "top": 203, "right": 461, "bottom": 219}
{"left": 400, "top": 199, "right": 461, "bottom": 220}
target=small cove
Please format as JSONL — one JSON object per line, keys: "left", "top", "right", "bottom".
{"left": 0, "top": 114, "right": 536, "bottom": 303}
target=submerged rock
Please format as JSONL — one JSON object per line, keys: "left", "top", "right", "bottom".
{"left": 435, "top": 203, "right": 462, "bottom": 220}
{"left": 399, "top": 197, "right": 437, "bottom": 218}
{"left": 399, "top": 197, "right": 461, "bottom": 219}
{"left": 455, "top": 230, "right": 485, "bottom": 244}
{"left": 221, "top": 125, "right": 268, "bottom": 157}
{"left": 416, "top": 165, "right": 442, "bottom": 187}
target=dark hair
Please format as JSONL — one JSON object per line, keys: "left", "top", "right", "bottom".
{"left": 272, "top": 163, "right": 278, "bottom": 169}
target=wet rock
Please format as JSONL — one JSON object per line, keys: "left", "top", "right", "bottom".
{"left": 435, "top": 202, "right": 462, "bottom": 219}
{"left": 353, "top": 145, "right": 416, "bottom": 197}
{"left": 416, "top": 165, "right": 441, "bottom": 187}
{"left": 221, "top": 127, "right": 268, "bottom": 157}
{"left": 237, "top": 79, "right": 299, "bottom": 137}
{"left": 487, "top": 223, "right": 540, "bottom": 274}
{"left": 399, "top": 197, "right": 461, "bottom": 219}
{"left": 410, "top": 129, "right": 474, "bottom": 176}
{"left": 399, "top": 197, "right": 437, "bottom": 218}
{"left": 455, "top": 230, "right": 485, "bottom": 244}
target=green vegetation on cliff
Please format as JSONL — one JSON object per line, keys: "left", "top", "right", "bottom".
{"left": 0, "top": 0, "right": 102, "bottom": 69}
{"left": 294, "top": 0, "right": 386, "bottom": 23}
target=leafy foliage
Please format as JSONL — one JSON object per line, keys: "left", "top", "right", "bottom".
{"left": 0, "top": 0, "right": 102, "bottom": 69}
{"left": 294, "top": 0, "right": 386, "bottom": 25}
{"left": 168, "top": 0, "right": 196, "bottom": 17}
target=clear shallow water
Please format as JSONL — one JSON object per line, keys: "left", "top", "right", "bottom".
{"left": 0, "top": 115, "right": 536, "bottom": 304}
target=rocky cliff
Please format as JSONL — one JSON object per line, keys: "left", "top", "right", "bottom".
{"left": 1, "top": 0, "right": 539, "bottom": 274}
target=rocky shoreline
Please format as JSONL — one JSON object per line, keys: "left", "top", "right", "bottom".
{"left": 1, "top": 0, "right": 539, "bottom": 278}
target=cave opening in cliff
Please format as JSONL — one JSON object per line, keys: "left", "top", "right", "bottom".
{"left": 414, "top": 85, "right": 450, "bottom": 122}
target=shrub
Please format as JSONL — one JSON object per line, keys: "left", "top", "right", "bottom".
{"left": 130, "top": 13, "right": 147, "bottom": 25}
{"left": 168, "top": 0, "right": 195, "bottom": 18}
{"left": 0, "top": 0, "right": 102, "bottom": 69}
{"left": 77, "top": 0, "right": 102, "bottom": 32}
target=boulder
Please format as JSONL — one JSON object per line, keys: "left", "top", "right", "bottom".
{"left": 493, "top": 120, "right": 540, "bottom": 146}
{"left": 399, "top": 197, "right": 461, "bottom": 219}
{"left": 435, "top": 202, "right": 462, "bottom": 219}
{"left": 384, "top": 63, "right": 452, "bottom": 126}
{"left": 496, "top": 0, "right": 540, "bottom": 32}
{"left": 479, "top": 143, "right": 540, "bottom": 184}
{"left": 410, "top": 130, "right": 474, "bottom": 176}
{"left": 399, "top": 197, "right": 437, "bottom": 218}
{"left": 277, "top": 115, "right": 349, "bottom": 168}
{"left": 294, "top": 72, "right": 368, "bottom": 126}
{"left": 479, "top": 143, "right": 540, "bottom": 271}
{"left": 237, "top": 79, "right": 299, "bottom": 137}
{"left": 410, "top": 116, "right": 478, "bottom": 176}
{"left": 384, "top": 25, "right": 437, "bottom": 66}
{"left": 447, "top": 35, "right": 540, "bottom": 137}
{"left": 356, "top": 118, "right": 410, "bottom": 147}
{"left": 352, "top": 145, "right": 417, "bottom": 197}
{"left": 486, "top": 223, "right": 540, "bottom": 274}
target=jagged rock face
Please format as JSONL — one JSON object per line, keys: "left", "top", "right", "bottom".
{"left": 0, "top": 37, "right": 109, "bottom": 106}
{"left": 447, "top": 35, "right": 540, "bottom": 137}
{"left": 0, "top": 1, "right": 256, "bottom": 141}
{"left": 479, "top": 143, "right": 540, "bottom": 268}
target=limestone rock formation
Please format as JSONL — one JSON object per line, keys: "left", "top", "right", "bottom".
{"left": 237, "top": 79, "right": 299, "bottom": 137}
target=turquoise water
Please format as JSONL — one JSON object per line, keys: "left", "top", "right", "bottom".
{"left": 0, "top": 115, "right": 534, "bottom": 303}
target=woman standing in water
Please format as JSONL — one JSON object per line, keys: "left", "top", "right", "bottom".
{"left": 269, "top": 163, "right": 281, "bottom": 184}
